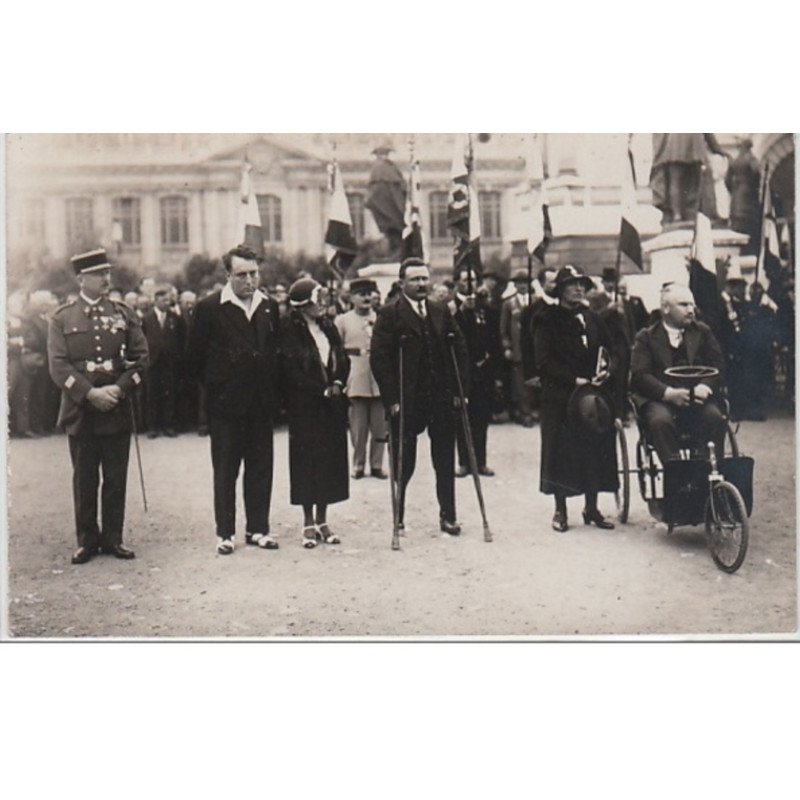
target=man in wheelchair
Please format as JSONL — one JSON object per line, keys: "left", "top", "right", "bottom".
{"left": 630, "top": 283, "right": 727, "bottom": 463}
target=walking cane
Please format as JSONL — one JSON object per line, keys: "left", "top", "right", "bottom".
{"left": 446, "top": 332, "right": 493, "bottom": 542}
{"left": 121, "top": 344, "right": 148, "bottom": 513}
{"left": 387, "top": 336, "right": 407, "bottom": 550}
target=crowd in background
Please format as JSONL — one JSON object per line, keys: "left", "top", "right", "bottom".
{"left": 6, "top": 258, "right": 796, "bottom": 449}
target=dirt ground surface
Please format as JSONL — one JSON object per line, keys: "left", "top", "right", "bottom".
{"left": 4, "top": 413, "right": 797, "bottom": 638}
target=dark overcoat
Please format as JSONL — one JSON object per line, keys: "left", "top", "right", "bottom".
{"left": 370, "top": 295, "right": 469, "bottom": 434}
{"left": 280, "top": 311, "right": 351, "bottom": 506}
{"left": 534, "top": 303, "right": 618, "bottom": 497}
{"left": 184, "top": 291, "right": 280, "bottom": 420}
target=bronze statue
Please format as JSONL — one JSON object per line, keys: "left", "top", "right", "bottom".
{"left": 725, "top": 137, "right": 762, "bottom": 255}
{"left": 649, "top": 133, "right": 729, "bottom": 225}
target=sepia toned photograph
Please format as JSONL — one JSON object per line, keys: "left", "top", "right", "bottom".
{"left": 3, "top": 131, "right": 796, "bottom": 639}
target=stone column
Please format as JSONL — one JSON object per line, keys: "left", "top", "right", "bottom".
{"left": 140, "top": 194, "right": 159, "bottom": 267}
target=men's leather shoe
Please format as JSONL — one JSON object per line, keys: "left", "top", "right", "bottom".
{"left": 582, "top": 509, "right": 614, "bottom": 530}
{"left": 478, "top": 466, "right": 495, "bottom": 476}
{"left": 352, "top": 468, "right": 364, "bottom": 479}
{"left": 455, "top": 466, "right": 469, "bottom": 478}
{"left": 163, "top": 428, "right": 178, "bottom": 438}
{"left": 371, "top": 468, "right": 388, "bottom": 479}
{"left": 147, "top": 430, "right": 159, "bottom": 439}
{"left": 440, "top": 519, "right": 461, "bottom": 536}
{"left": 102, "top": 544, "right": 136, "bottom": 559}
{"left": 71, "top": 546, "right": 97, "bottom": 564}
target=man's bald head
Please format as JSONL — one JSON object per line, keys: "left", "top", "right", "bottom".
{"left": 661, "top": 283, "right": 696, "bottom": 329}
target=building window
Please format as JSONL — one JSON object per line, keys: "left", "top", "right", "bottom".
{"left": 347, "top": 192, "right": 365, "bottom": 241}
{"left": 429, "top": 191, "right": 450, "bottom": 242}
{"left": 160, "top": 196, "right": 188, "bottom": 246}
{"left": 112, "top": 197, "right": 141, "bottom": 246}
{"left": 65, "top": 198, "right": 94, "bottom": 248}
{"left": 256, "top": 194, "right": 282, "bottom": 243}
{"left": 479, "top": 191, "right": 502, "bottom": 240}
{"left": 21, "top": 198, "right": 45, "bottom": 240}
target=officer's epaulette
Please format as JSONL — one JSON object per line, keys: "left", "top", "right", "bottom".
{"left": 53, "top": 299, "right": 78, "bottom": 315}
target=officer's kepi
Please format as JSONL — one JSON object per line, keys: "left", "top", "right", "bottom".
{"left": 71, "top": 248, "right": 114, "bottom": 275}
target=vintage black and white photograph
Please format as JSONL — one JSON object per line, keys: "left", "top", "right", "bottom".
{"left": 3, "top": 131, "right": 796, "bottom": 639}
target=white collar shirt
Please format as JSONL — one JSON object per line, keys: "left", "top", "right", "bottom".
{"left": 221, "top": 282, "right": 265, "bottom": 321}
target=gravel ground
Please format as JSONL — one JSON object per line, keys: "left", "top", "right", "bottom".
{"left": 4, "top": 413, "right": 796, "bottom": 638}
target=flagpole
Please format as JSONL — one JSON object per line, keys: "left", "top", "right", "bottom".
{"left": 466, "top": 133, "right": 474, "bottom": 297}
{"left": 755, "top": 163, "right": 770, "bottom": 286}
{"left": 613, "top": 224, "right": 623, "bottom": 303}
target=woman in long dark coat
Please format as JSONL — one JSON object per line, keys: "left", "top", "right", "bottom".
{"left": 533, "top": 265, "right": 619, "bottom": 532}
{"left": 281, "top": 278, "right": 350, "bottom": 548}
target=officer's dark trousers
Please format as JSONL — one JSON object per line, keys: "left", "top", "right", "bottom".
{"left": 68, "top": 433, "right": 131, "bottom": 548}
{"left": 456, "top": 384, "right": 492, "bottom": 469}
{"left": 390, "top": 405, "right": 456, "bottom": 524}
{"left": 208, "top": 406, "right": 273, "bottom": 539}
{"left": 641, "top": 400, "right": 727, "bottom": 464}
{"left": 147, "top": 361, "right": 176, "bottom": 431}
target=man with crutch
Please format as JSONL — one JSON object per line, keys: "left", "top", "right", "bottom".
{"left": 371, "top": 258, "right": 469, "bottom": 540}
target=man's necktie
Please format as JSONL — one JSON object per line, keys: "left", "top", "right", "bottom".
{"left": 417, "top": 300, "right": 426, "bottom": 318}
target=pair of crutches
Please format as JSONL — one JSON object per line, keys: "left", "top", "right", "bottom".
{"left": 386, "top": 334, "right": 493, "bottom": 550}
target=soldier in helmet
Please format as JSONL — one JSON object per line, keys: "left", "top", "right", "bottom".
{"left": 47, "top": 249, "right": 149, "bottom": 564}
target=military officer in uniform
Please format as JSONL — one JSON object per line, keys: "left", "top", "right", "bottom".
{"left": 334, "top": 277, "right": 388, "bottom": 479}
{"left": 48, "top": 249, "right": 149, "bottom": 564}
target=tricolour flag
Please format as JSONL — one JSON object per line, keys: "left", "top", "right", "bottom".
{"left": 758, "top": 174, "right": 782, "bottom": 291}
{"left": 238, "top": 161, "right": 263, "bottom": 256}
{"left": 324, "top": 160, "right": 358, "bottom": 280}
{"left": 402, "top": 151, "right": 425, "bottom": 261}
{"left": 618, "top": 134, "right": 643, "bottom": 271}
{"left": 530, "top": 199, "right": 552, "bottom": 264}
{"left": 447, "top": 133, "right": 481, "bottom": 278}
{"left": 689, "top": 211, "right": 723, "bottom": 328}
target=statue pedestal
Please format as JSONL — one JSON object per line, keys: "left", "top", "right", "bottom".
{"left": 638, "top": 226, "right": 749, "bottom": 308}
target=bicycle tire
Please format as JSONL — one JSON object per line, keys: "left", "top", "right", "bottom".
{"left": 705, "top": 480, "right": 749, "bottom": 573}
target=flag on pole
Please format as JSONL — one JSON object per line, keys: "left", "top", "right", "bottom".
{"left": 324, "top": 160, "right": 358, "bottom": 280}
{"left": 758, "top": 175, "right": 782, "bottom": 290}
{"left": 239, "top": 161, "right": 264, "bottom": 256}
{"left": 618, "top": 134, "right": 643, "bottom": 270}
{"left": 402, "top": 147, "right": 425, "bottom": 261}
{"left": 447, "top": 133, "right": 482, "bottom": 278}
{"left": 530, "top": 199, "right": 552, "bottom": 264}
{"left": 689, "top": 211, "right": 723, "bottom": 328}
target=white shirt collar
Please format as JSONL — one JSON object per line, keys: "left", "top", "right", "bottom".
{"left": 221, "top": 282, "right": 265, "bottom": 320}
{"left": 662, "top": 321, "right": 684, "bottom": 347}
{"left": 404, "top": 293, "right": 426, "bottom": 316}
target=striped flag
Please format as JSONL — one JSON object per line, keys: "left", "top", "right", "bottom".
{"left": 447, "top": 133, "right": 482, "bottom": 277}
{"left": 402, "top": 149, "right": 426, "bottom": 261}
{"left": 530, "top": 197, "right": 552, "bottom": 264}
{"left": 618, "top": 134, "right": 643, "bottom": 270}
{"left": 238, "top": 161, "right": 263, "bottom": 256}
{"left": 689, "top": 211, "right": 723, "bottom": 328}
{"left": 324, "top": 160, "right": 358, "bottom": 280}
{"left": 758, "top": 173, "right": 782, "bottom": 291}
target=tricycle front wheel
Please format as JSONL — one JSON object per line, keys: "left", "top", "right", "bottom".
{"left": 705, "top": 480, "right": 749, "bottom": 573}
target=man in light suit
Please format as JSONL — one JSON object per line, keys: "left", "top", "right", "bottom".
{"left": 334, "top": 278, "right": 387, "bottom": 479}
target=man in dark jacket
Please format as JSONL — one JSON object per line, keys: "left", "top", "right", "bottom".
{"left": 47, "top": 249, "right": 149, "bottom": 564}
{"left": 142, "top": 286, "right": 184, "bottom": 437}
{"left": 370, "top": 257, "right": 469, "bottom": 535}
{"left": 630, "top": 283, "right": 727, "bottom": 463}
{"left": 185, "top": 245, "right": 281, "bottom": 555}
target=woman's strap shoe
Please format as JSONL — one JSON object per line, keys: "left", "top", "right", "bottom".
{"left": 551, "top": 512, "right": 568, "bottom": 533}
{"left": 582, "top": 509, "right": 615, "bottom": 529}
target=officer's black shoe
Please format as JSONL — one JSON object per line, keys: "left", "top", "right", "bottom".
{"left": 102, "top": 544, "right": 136, "bottom": 559}
{"left": 71, "top": 546, "right": 97, "bottom": 565}
{"left": 163, "top": 428, "right": 178, "bottom": 437}
{"left": 439, "top": 519, "right": 461, "bottom": 536}
{"left": 455, "top": 466, "right": 469, "bottom": 478}
{"left": 478, "top": 466, "right": 495, "bottom": 477}
{"left": 147, "top": 431, "right": 159, "bottom": 439}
